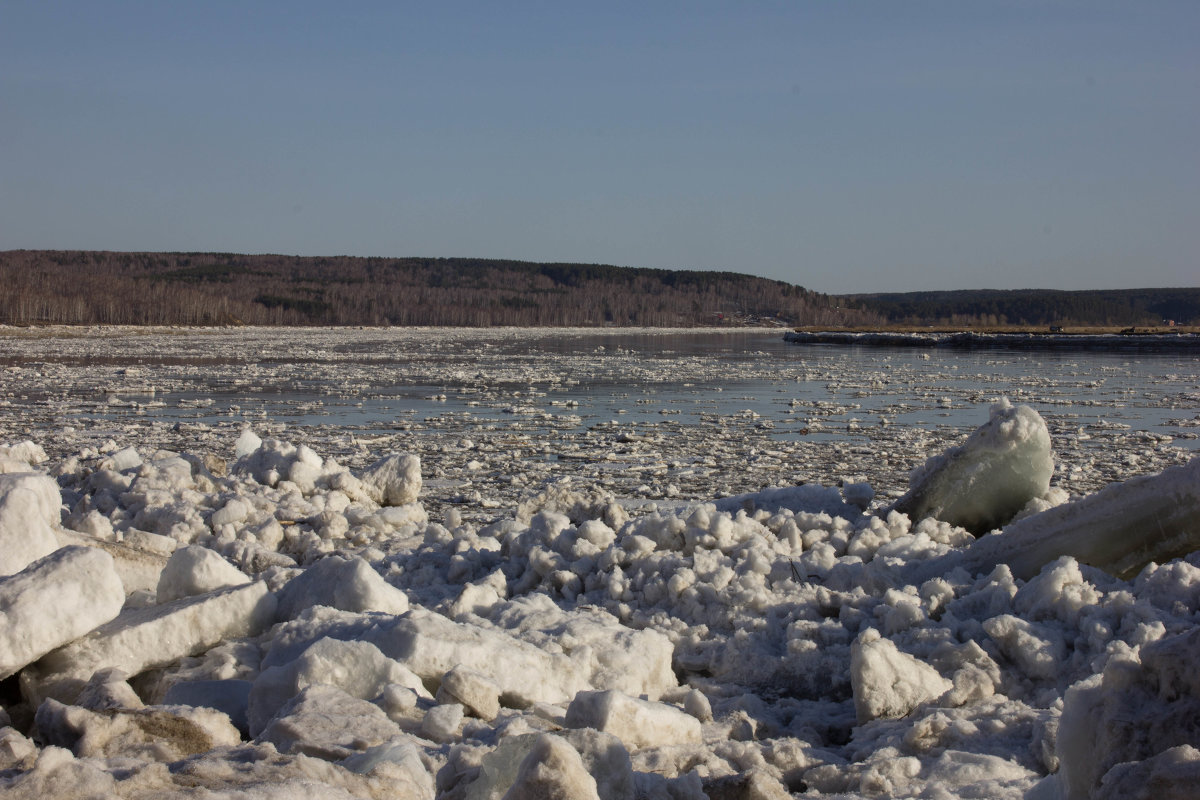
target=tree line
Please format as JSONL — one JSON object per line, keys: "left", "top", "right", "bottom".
{"left": 845, "top": 288, "right": 1200, "bottom": 327}
{"left": 0, "top": 250, "right": 874, "bottom": 328}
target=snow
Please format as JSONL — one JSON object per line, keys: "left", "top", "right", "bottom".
{"left": 0, "top": 327, "right": 1198, "bottom": 797}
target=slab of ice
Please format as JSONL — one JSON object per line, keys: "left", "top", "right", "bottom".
{"left": 51, "top": 527, "right": 170, "bottom": 597}
{"left": 955, "top": 456, "right": 1200, "bottom": 580}
{"left": 247, "top": 636, "right": 428, "bottom": 737}
{"left": 436, "top": 664, "right": 502, "bottom": 721}
{"left": 890, "top": 399, "right": 1053, "bottom": 533}
{"left": 156, "top": 544, "right": 249, "bottom": 602}
{"left": 504, "top": 733, "right": 601, "bottom": 800}
{"left": 564, "top": 690, "right": 702, "bottom": 750}
{"left": 0, "top": 472, "right": 63, "bottom": 576}
{"left": 462, "top": 730, "right": 634, "bottom": 800}
{"left": 482, "top": 597, "right": 678, "bottom": 703}
{"left": 0, "top": 546, "right": 125, "bottom": 680}
{"left": 257, "top": 684, "right": 405, "bottom": 760}
{"left": 28, "top": 579, "right": 277, "bottom": 703}
{"left": 274, "top": 554, "right": 410, "bottom": 620}
{"left": 372, "top": 609, "right": 584, "bottom": 707}
{"left": 34, "top": 698, "right": 240, "bottom": 760}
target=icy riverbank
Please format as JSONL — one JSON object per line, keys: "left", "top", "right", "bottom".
{"left": 2, "top": 397, "right": 1199, "bottom": 798}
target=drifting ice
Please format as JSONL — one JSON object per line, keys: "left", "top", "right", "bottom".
{"left": 0, "top": 422, "right": 1198, "bottom": 798}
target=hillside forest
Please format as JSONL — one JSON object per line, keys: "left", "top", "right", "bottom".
{"left": 0, "top": 251, "right": 1195, "bottom": 328}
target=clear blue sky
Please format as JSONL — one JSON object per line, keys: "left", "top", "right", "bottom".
{"left": 2, "top": 2, "right": 1196, "bottom": 294}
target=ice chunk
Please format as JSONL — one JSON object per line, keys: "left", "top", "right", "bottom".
{"left": 0, "top": 472, "right": 63, "bottom": 576}
{"left": 233, "top": 438, "right": 322, "bottom": 489}
{"left": 274, "top": 554, "right": 410, "bottom": 620}
{"left": 29, "top": 580, "right": 276, "bottom": 703}
{"left": 955, "top": 456, "right": 1200, "bottom": 580}
{"left": 0, "top": 440, "right": 48, "bottom": 471}
{"left": 359, "top": 453, "right": 422, "bottom": 506}
{"left": 462, "top": 729, "right": 633, "bottom": 800}
{"left": 890, "top": 399, "right": 1054, "bottom": 533}
{"left": 564, "top": 690, "right": 702, "bottom": 750}
{"left": 257, "top": 684, "right": 405, "bottom": 760}
{"left": 234, "top": 428, "right": 263, "bottom": 460}
{"left": 981, "top": 614, "right": 1065, "bottom": 681}
{"left": 34, "top": 697, "right": 240, "bottom": 760}
{"left": 52, "top": 527, "right": 171, "bottom": 597}
{"left": 248, "top": 636, "right": 428, "bottom": 737}
{"left": 0, "top": 546, "right": 125, "bottom": 680}
{"left": 503, "top": 734, "right": 601, "bottom": 800}
{"left": 436, "top": 665, "right": 502, "bottom": 721}
{"left": 488, "top": 599, "right": 678, "bottom": 702}
{"left": 1091, "top": 745, "right": 1200, "bottom": 800}
{"left": 419, "top": 702, "right": 463, "bottom": 742}
{"left": 1054, "top": 628, "right": 1200, "bottom": 800}
{"left": 850, "top": 628, "right": 953, "bottom": 724}
{"left": 156, "top": 545, "right": 249, "bottom": 602}
{"left": 374, "top": 609, "right": 583, "bottom": 707}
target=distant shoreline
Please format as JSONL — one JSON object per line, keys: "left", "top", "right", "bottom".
{"left": 784, "top": 328, "right": 1200, "bottom": 352}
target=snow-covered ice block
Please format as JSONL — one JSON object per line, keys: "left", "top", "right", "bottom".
{"left": 0, "top": 472, "right": 63, "bottom": 576}
{"left": 34, "top": 697, "right": 240, "bottom": 760}
{"left": 374, "top": 609, "right": 582, "bottom": 707}
{"left": 248, "top": 636, "right": 428, "bottom": 737}
{"left": 51, "top": 528, "right": 170, "bottom": 597}
{"left": 340, "top": 739, "right": 435, "bottom": 798}
{"left": 0, "top": 546, "right": 125, "bottom": 680}
{"left": 504, "top": 734, "right": 601, "bottom": 800}
{"left": 981, "top": 614, "right": 1065, "bottom": 681}
{"left": 1088, "top": 745, "right": 1200, "bottom": 800}
{"left": 485, "top": 597, "right": 679, "bottom": 702}
{"left": 890, "top": 399, "right": 1053, "bottom": 534}
{"left": 29, "top": 580, "right": 276, "bottom": 703}
{"left": 461, "top": 730, "right": 633, "bottom": 800}
{"left": 702, "top": 769, "right": 792, "bottom": 800}
{"left": 850, "top": 628, "right": 953, "bottom": 724}
{"left": 0, "top": 727, "right": 36, "bottom": 771}
{"left": 274, "top": 554, "right": 409, "bottom": 620}
{"left": 0, "top": 440, "right": 47, "bottom": 471}
{"left": 359, "top": 453, "right": 422, "bottom": 506}
{"left": 233, "top": 438, "right": 323, "bottom": 489}
{"left": 419, "top": 702, "right": 463, "bottom": 743}
{"left": 564, "top": 690, "right": 702, "bottom": 750}
{"left": 957, "top": 455, "right": 1200, "bottom": 580}
{"left": 257, "top": 684, "right": 406, "bottom": 761}
{"left": 156, "top": 545, "right": 249, "bottom": 602}
{"left": 436, "top": 664, "right": 501, "bottom": 721}
{"left": 1054, "top": 627, "right": 1200, "bottom": 800}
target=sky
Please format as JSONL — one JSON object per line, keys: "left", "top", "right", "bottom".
{"left": 1, "top": 2, "right": 1196, "bottom": 295}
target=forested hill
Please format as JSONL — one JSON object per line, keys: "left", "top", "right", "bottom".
{"left": 0, "top": 250, "right": 867, "bottom": 327}
{"left": 845, "top": 288, "right": 1200, "bottom": 327}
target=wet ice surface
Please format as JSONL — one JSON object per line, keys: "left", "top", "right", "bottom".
{"left": 1, "top": 326, "right": 1196, "bottom": 523}
{"left": 2, "top": 326, "right": 1200, "bottom": 799}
